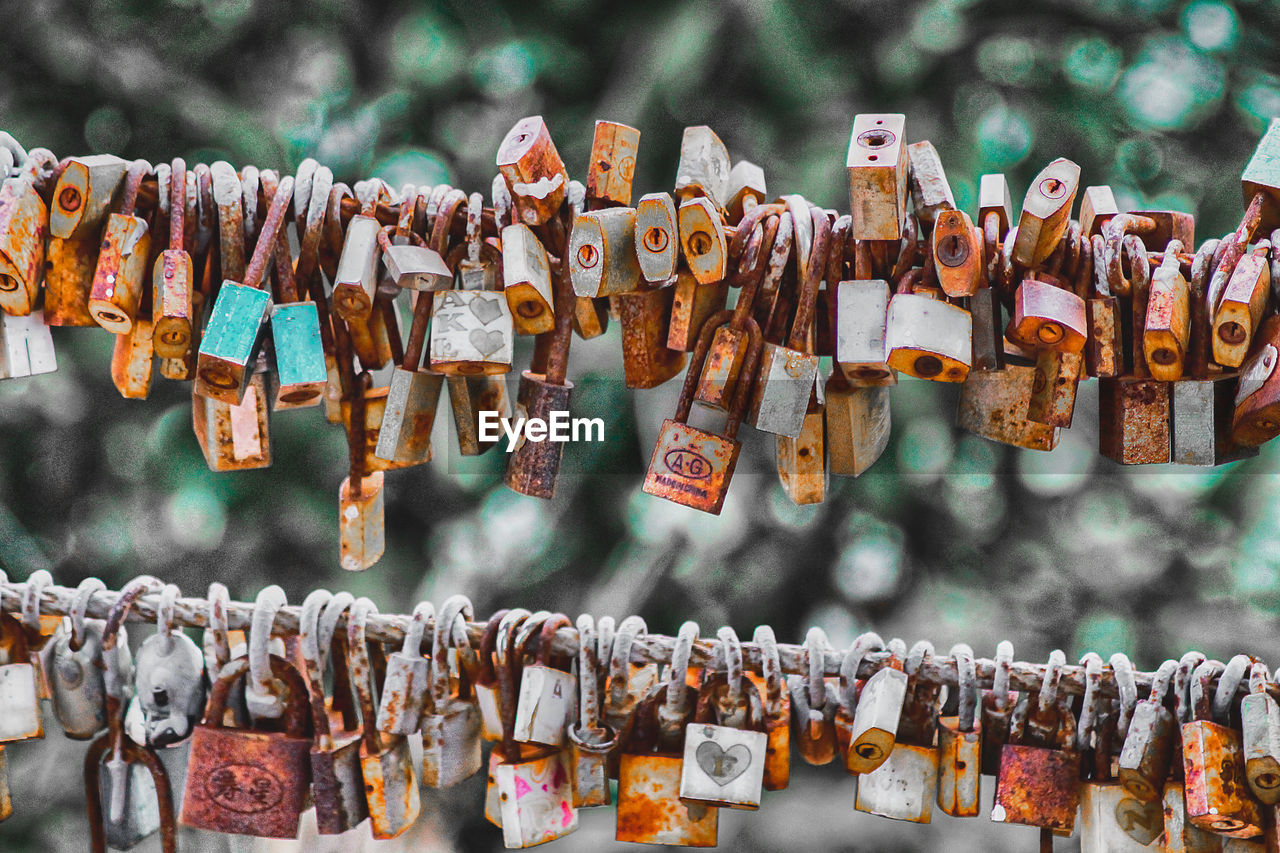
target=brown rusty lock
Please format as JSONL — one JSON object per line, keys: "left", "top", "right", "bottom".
{"left": 1007, "top": 275, "right": 1088, "bottom": 354}
{"left": 788, "top": 628, "right": 838, "bottom": 767}
{"left": 88, "top": 159, "right": 153, "bottom": 334}
{"left": 751, "top": 626, "right": 790, "bottom": 791}
{"left": 937, "top": 643, "right": 982, "bottom": 818}
{"left": 180, "top": 654, "right": 313, "bottom": 838}
{"left": 1183, "top": 656, "right": 1263, "bottom": 838}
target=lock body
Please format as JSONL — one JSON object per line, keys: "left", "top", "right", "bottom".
{"left": 748, "top": 342, "right": 819, "bottom": 437}
{"left": 1214, "top": 254, "right": 1269, "bottom": 369}
{"left": 1242, "top": 692, "right": 1280, "bottom": 803}
{"left": 936, "top": 716, "right": 981, "bottom": 817}
{"left": 835, "top": 280, "right": 894, "bottom": 385}
{"left": 133, "top": 630, "right": 206, "bottom": 749}
{"left": 269, "top": 302, "right": 327, "bottom": 410}
{"left": 678, "top": 198, "right": 728, "bottom": 285}
{"left": 1079, "top": 782, "right": 1166, "bottom": 851}
{"left": 375, "top": 653, "right": 429, "bottom": 736}
{"left": 907, "top": 140, "right": 955, "bottom": 228}
{"left": 846, "top": 667, "right": 907, "bottom": 774}
{"left": 0, "top": 310, "right": 58, "bottom": 380}
{"left": 192, "top": 373, "right": 272, "bottom": 471}
{"left": 1087, "top": 295, "right": 1124, "bottom": 378}
{"left": 0, "top": 661, "right": 44, "bottom": 742}
{"left": 885, "top": 294, "right": 971, "bottom": 382}
{"left": 587, "top": 120, "right": 640, "bottom": 207}
{"left": 45, "top": 235, "right": 99, "bottom": 326}
{"left": 502, "top": 224, "right": 555, "bottom": 335}
{"left": 1027, "top": 349, "right": 1083, "bottom": 428}
{"left": 374, "top": 366, "right": 442, "bottom": 466}
{"left": 332, "top": 214, "right": 380, "bottom": 320}
{"left": 617, "top": 288, "right": 686, "bottom": 389}
{"left": 151, "top": 249, "right": 195, "bottom": 359}
{"left": 1164, "top": 780, "right": 1227, "bottom": 853}
{"left": 636, "top": 192, "right": 679, "bottom": 283}
{"left": 89, "top": 212, "right": 151, "bottom": 333}
{"left": 616, "top": 753, "right": 718, "bottom": 846}
{"left": 515, "top": 663, "right": 576, "bottom": 747}
{"left": 679, "top": 723, "right": 768, "bottom": 810}
{"left": 111, "top": 316, "right": 154, "bottom": 400}
{"left": 1008, "top": 279, "right": 1088, "bottom": 354}
{"left": 777, "top": 410, "right": 827, "bottom": 505}
{"left": 643, "top": 419, "right": 741, "bottom": 515}
{"left": 991, "top": 743, "right": 1081, "bottom": 832}
{"left": 421, "top": 701, "right": 483, "bottom": 788}
{"left": 310, "top": 733, "right": 367, "bottom": 835}
{"left": 429, "top": 290, "right": 514, "bottom": 375}
{"left": 854, "top": 741, "right": 938, "bottom": 823}
{"left": 1099, "top": 377, "right": 1171, "bottom": 464}
{"left": 496, "top": 747, "right": 579, "bottom": 847}
{"left": 50, "top": 154, "right": 127, "bottom": 238}
{"left": 694, "top": 325, "right": 748, "bottom": 412}
{"left": 846, "top": 114, "right": 908, "bottom": 241}
{"left": 1146, "top": 262, "right": 1191, "bottom": 380}
{"left": 570, "top": 207, "right": 642, "bottom": 297}
{"left": 504, "top": 372, "right": 573, "bottom": 499}
{"left": 1118, "top": 699, "right": 1176, "bottom": 804}
{"left": 181, "top": 724, "right": 311, "bottom": 837}
{"left": 668, "top": 274, "right": 728, "bottom": 352}
{"left": 933, "top": 210, "right": 981, "bottom": 297}
{"left": 826, "top": 379, "right": 890, "bottom": 477}
{"left": 1183, "top": 719, "right": 1264, "bottom": 837}
{"left": 196, "top": 282, "right": 272, "bottom": 405}
{"left": 1173, "top": 377, "right": 1257, "bottom": 466}
{"left": 497, "top": 116, "right": 569, "bottom": 226}
{"left": 51, "top": 626, "right": 109, "bottom": 739}
{"left": 361, "top": 736, "right": 420, "bottom": 839}
{"left": 568, "top": 725, "right": 615, "bottom": 807}
{"left": 0, "top": 179, "right": 47, "bottom": 317}
{"left": 339, "top": 473, "right": 385, "bottom": 572}
{"left": 1012, "top": 158, "right": 1080, "bottom": 267}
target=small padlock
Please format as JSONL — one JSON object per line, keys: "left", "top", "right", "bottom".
{"left": 679, "top": 628, "right": 768, "bottom": 811}
{"left": 679, "top": 197, "right": 730, "bottom": 286}
{"left": 339, "top": 371, "right": 384, "bottom": 572}
{"left": 263, "top": 175, "right": 327, "bottom": 410}
{"left": 191, "top": 368, "right": 272, "bottom": 472}
{"left": 1012, "top": 158, "right": 1081, "bottom": 268}
{"left": 725, "top": 160, "right": 766, "bottom": 224}
{"left": 497, "top": 115, "right": 569, "bottom": 227}
{"left": 1183, "top": 657, "right": 1263, "bottom": 838}
{"left": 1232, "top": 315, "right": 1280, "bottom": 447}
{"left": 50, "top": 153, "right": 127, "bottom": 238}
{"left": 0, "top": 610, "right": 42, "bottom": 743}
{"left": 846, "top": 113, "right": 908, "bottom": 241}
{"left": 787, "top": 628, "right": 839, "bottom": 768}
{"left": 151, "top": 158, "right": 194, "bottom": 361}
{"left": 673, "top": 125, "right": 730, "bottom": 211}
{"left": 565, "top": 615, "right": 615, "bottom": 808}
{"left": 570, "top": 206, "right": 643, "bottom": 297}
{"left": 44, "top": 232, "right": 100, "bottom": 327}
{"left": 502, "top": 222, "right": 555, "bottom": 335}
{"left": 936, "top": 643, "right": 982, "bottom": 818}
{"left": 642, "top": 306, "right": 763, "bottom": 514}
{"left": 88, "top": 160, "right": 152, "bottom": 333}
{"left": 1026, "top": 348, "right": 1084, "bottom": 428}
{"left": 1242, "top": 661, "right": 1280, "bottom": 804}
{"left": 514, "top": 613, "right": 576, "bottom": 747}
{"left": 933, "top": 209, "right": 982, "bottom": 297}
{"left": 636, "top": 192, "right": 680, "bottom": 283}
{"left": 991, "top": 650, "right": 1081, "bottom": 833}
{"left": 0, "top": 309, "right": 57, "bottom": 380}
{"left": 615, "top": 625, "right": 718, "bottom": 847}
{"left": 617, "top": 286, "right": 687, "bottom": 389}
{"left": 845, "top": 637, "right": 906, "bottom": 774}
{"left": 885, "top": 287, "right": 972, "bottom": 382}
{"left": 979, "top": 641, "right": 1016, "bottom": 777}
{"left": 1145, "top": 240, "right": 1191, "bottom": 380}
{"left": 346, "top": 598, "right": 420, "bottom": 840}
{"left": 50, "top": 578, "right": 110, "bottom": 740}
{"left": 421, "top": 595, "right": 483, "bottom": 788}
{"left": 1080, "top": 185, "right": 1120, "bottom": 238}
{"left": 374, "top": 280, "right": 441, "bottom": 467}
{"left": 1118, "top": 658, "right": 1179, "bottom": 804}
{"left": 586, "top": 119, "right": 639, "bottom": 208}
{"left": 1164, "top": 779, "right": 1226, "bottom": 853}
{"left": 332, "top": 186, "right": 384, "bottom": 322}
{"left": 0, "top": 149, "right": 55, "bottom": 318}
{"left": 179, "top": 654, "right": 312, "bottom": 838}
{"left": 1008, "top": 276, "right": 1088, "bottom": 354}
{"left": 834, "top": 279, "right": 895, "bottom": 386}
{"left": 476, "top": 610, "right": 524, "bottom": 742}
{"left": 133, "top": 585, "right": 207, "bottom": 749}
{"left": 1214, "top": 247, "right": 1271, "bottom": 369}
{"left": 375, "top": 600, "right": 432, "bottom": 736}
{"left": 297, "top": 589, "right": 368, "bottom": 836}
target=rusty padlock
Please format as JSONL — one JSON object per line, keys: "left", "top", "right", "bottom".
{"left": 50, "top": 578, "right": 110, "bottom": 740}
{"left": 1012, "top": 158, "right": 1081, "bottom": 268}
{"left": 422, "top": 594, "right": 483, "bottom": 788}
{"left": 374, "top": 600, "right": 433, "bottom": 736}
{"left": 980, "top": 641, "right": 1016, "bottom": 777}
{"left": 497, "top": 115, "right": 570, "bottom": 227}
{"left": 1183, "top": 656, "right": 1263, "bottom": 838}
{"left": 586, "top": 119, "right": 639, "bottom": 208}
{"left": 844, "top": 634, "right": 907, "bottom": 775}
{"left": 374, "top": 245, "right": 441, "bottom": 467}
{"left": 514, "top": 613, "right": 576, "bottom": 747}
{"left": 1242, "top": 661, "right": 1280, "bottom": 805}
{"left": 846, "top": 113, "right": 908, "bottom": 241}
{"left": 787, "top": 628, "right": 838, "bottom": 768}
{"left": 725, "top": 160, "right": 766, "bottom": 225}
{"left": 617, "top": 285, "right": 688, "bottom": 389}
{"left": 1118, "top": 658, "right": 1179, "bottom": 804}
{"left": 88, "top": 159, "right": 153, "bottom": 333}
{"left": 751, "top": 625, "right": 790, "bottom": 791}
{"left": 570, "top": 205, "right": 643, "bottom": 297}
{"left": 179, "top": 654, "right": 312, "bottom": 838}
{"left": 502, "top": 222, "right": 555, "bottom": 335}
{"left": 936, "top": 643, "right": 982, "bottom": 818}
{"left": 476, "top": 610, "right": 523, "bottom": 743}
{"left": 679, "top": 196, "right": 730, "bottom": 286}
{"left": 566, "top": 614, "right": 616, "bottom": 807}
{"left": 886, "top": 275, "right": 972, "bottom": 382}
{"left": 152, "top": 157, "right": 194, "bottom": 361}
{"left": 636, "top": 191, "right": 680, "bottom": 284}
{"left": 907, "top": 140, "right": 955, "bottom": 230}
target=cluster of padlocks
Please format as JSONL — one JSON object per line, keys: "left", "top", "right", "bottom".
{"left": 3, "top": 116, "right": 1280, "bottom": 564}
{"left": 2, "top": 572, "right": 1280, "bottom": 850}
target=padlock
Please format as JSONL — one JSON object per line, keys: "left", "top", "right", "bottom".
{"left": 475, "top": 610, "right": 522, "bottom": 742}
{"left": 635, "top": 191, "right": 680, "bottom": 283}
{"left": 936, "top": 644, "right": 982, "bottom": 818}
{"left": 844, "top": 639, "right": 906, "bottom": 774}
{"left": 833, "top": 279, "right": 895, "bottom": 385}
{"left": 375, "top": 600, "right": 432, "bottom": 736}
{"left": 497, "top": 115, "right": 569, "bottom": 227}
{"left": 979, "top": 641, "right": 1017, "bottom": 778}
{"left": 1242, "top": 661, "right": 1280, "bottom": 804}
{"left": 885, "top": 289, "right": 972, "bottom": 382}
{"left": 86, "top": 725, "right": 174, "bottom": 852}
{"left": 1164, "top": 779, "right": 1226, "bottom": 853}
{"left": 0, "top": 309, "right": 57, "bottom": 380}
{"left": 617, "top": 286, "right": 687, "bottom": 389}
{"left": 191, "top": 368, "right": 272, "bottom": 471}
{"left": 0, "top": 610, "right": 42, "bottom": 742}
{"left": 725, "top": 161, "right": 766, "bottom": 225}
{"left": 788, "top": 629, "right": 838, "bottom": 770}
{"left": 603, "top": 616, "right": 661, "bottom": 744}
{"left": 1214, "top": 247, "right": 1271, "bottom": 369}
{"left": 210, "top": 160, "right": 246, "bottom": 281}
{"left": 907, "top": 140, "right": 955, "bottom": 229}
{"left": 419, "top": 595, "right": 482, "bottom": 788}
{"left": 567, "top": 614, "right": 616, "bottom": 807}
{"left": 643, "top": 307, "right": 763, "bottom": 514}
{"left": 44, "top": 232, "right": 100, "bottom": 327}
{"left": 1100, "top": 233, "right": 1172, "bottom": 464}
{"left": 569, "top": 206, "right": 642, "bottom": 297}
{"left": 88, "top": 160, "right": 152, "bottom": 333}
{"left": 585, "top": 118, "right": 639, "bottom": 209}
{"left": 430, "top": 200, "right": 514, "bottom": 375}
{"left": 673, "top": 125, "right": 730, "bottom": 211}
{"left": 933, "top": 209, "right": 982, "bottom": 297}
{"left": 1080, "top": 185, "right": 1120, "bottom": 238}
{"left": 1081, "top": 762, "right": 1167, "bottom": 851}
{"left": 515, "top": 614, "right": 576, "bottom": 747}
{"left": 1025, "top": 347, "right": 1084, "bottom": 428}
{"left": 825, "top": 376, "right": 891, "bottom": 477}
{"left": 846, "top": 113, "right": 908, "bottom": 241}
{"left": 1232, "top": 315, "right": 1280, "bottom": 446}
{"left": 678, "top": 628, "right": 768, "bottom": 810}
{"left": 776, "top": 402, "right": 827, "bottom": 505}
{"left": 50, "top": 578, "right": 110, "bottom": 740}
{"left": 296, "top": 589, "right": 368, "bottom": 835}
{"left": 0, "top": 150, "right": 53, "bottom": 318}
{"left": 616, "top": 630, "right": 718, "bottom": 846}
{"left": 17, "top": 570, "right": 60, "bottom": 703}
{"left": 133, "top": 585, "right": 206, "bottom": 749}
{"left": 667, "top": 270, "right": 728, "bottom": 352}
{"left": 332, "top": 189, "right": 384, "bottom": 322}
{"left": 339, "top": 372, "right": 384, "bottom": 572}
{"left": 374, "top": 277, "right": 441, "bottom": 467}
{"left": 746, "top": 626, "right": 789, "bottom": 792}
{"left": 1118, "top": 658, "right": 1178, "bottom": 804}
{"left": 151, "top": 158, "right": 194, "bottom": 360}
{"left": 1183, "top": 657, "right": 1263, "bottom": 837}
{"left": 180, "top": 654, "right": 312, "bottom": 838}
{"left": 1007, "top": 276, "right": 1088, "bottom": 355}
{"left": 50, "top": 153, "right": 126, "bottom": 238}
{"left": 1012, "top": 157, "right": 1081, "bottom": 268}
{"left": 679, "top": 197, "right": 729, "bottom": 286}
{"left": 991, "top": 650, "right": 1081, "bottom": 833}
{"left": 1144, "top": 239, "right": 1192, "bottom": 380}
{"left": 195, "top": 175, "right": 294, "bottom": 405}
{"left": 502, "top": 222, "right": 555, "bottom": 335}
{"left": 344, "top": 598, "right": 419, "bottom": 840}
{"left": 751, "top": 206, "right": 826, "bottom": 437}
{"left": 110, "top": 311, "right": 154, "bottom": 400}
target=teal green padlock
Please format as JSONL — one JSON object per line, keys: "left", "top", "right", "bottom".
{"left": 269, "top": 301, "right": 327, "bottom": 410}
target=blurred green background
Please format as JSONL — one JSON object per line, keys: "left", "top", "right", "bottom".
{"left": 3, "top": 0, "right": 1280, "bottom": 849}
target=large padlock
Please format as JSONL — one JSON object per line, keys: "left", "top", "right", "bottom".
{"left": 297, "top": 589, "right": 368, "bottom": 836}
{"left": 1008, "top": 276, "right": 1088, "bottom": 354}
{"left": 85, "top": 724, "right": 174, "bottom": 852}
{"left": 514, "top": 614, "right": 576, "bottom": 747}
{"left": 1242, "top": 661, "right": 1280, "bottom": 805}
{"left": 933, "top": 209, "right": 982, "bottom": 297}
{"left": 44, "top": 232, "right": 100, "bottom": 327}
{"left": 788, "top": 627, "right": 839, "bottom": 767}
{"left": 0, "top": 309, "right": 57, "bottom": 380}
{"left": 421, "top": 595, "right": 483, "bottom": 788}
{"left": 636, "top": 192, "right": 679, "bottom": 284}
{"left": 642, "top": 307, "right": 763, "bottom": 514}
{"left": 991, "top": 650, "right": 1081, "bottom": 833}
{"left": 0, "top": 149, "right": 55, "bottom": 317}
{"left": 429, "top": 214, "right": 514, "bottom": 376}
{"left": 617, "top": 286, "right": 687, "bottom": 389}
{"left": 846, "top": 113, "right": 908, "bottom": 241}
{"left": 110, "top": 311, "right": 154, "bottom": 400}
{"left": 180, "top": 655, "right": 312, "bottom": 838}
{"left": 566, "top": 614, "right": 616, "bottom": 807}
{"left": 375, "top": 600, "right": 432, "bottom": 736}
{"left": 50, "top": 578, "right": 110, "bottom": 740}
{"left": 1118, "top": 658, "right": 1179, "bottom": 804}
{"left": 679, "top": 629, "right": 768, "bottom": 811}
{"left": 497, "top": 115, "right": 569, "bottom": 227}
{"left": 855, "top": 642, "right": 941, "bottom": 824}
{"left": 936, "top": 644, "right": 981, "bottom": 818}
{"left": 825, "top": 376, "right": 891, "bottom": 478}
{"left": 1145, "top": 241, "right": 1191, "bottom": 380}
{"left": 885, "top": 288, "right": 972, "bottom": 382}
{"left": 673, "top": 125, "right": 730, "bottom": 212}
{"left": 132, "top": 584, "right": 207, "bottom": 749}
{"left": 570, "top": 206, "right": 643, "bottom": 297}
{"left": 88, "top": 160, "right": 152, "bottom": 333}
{"left": 585, "top": 118, "right": 639, "bottom": 208}
{"left": 1182, "top": 658, "right": 1263, "bottom": 837}
{"left": 195, "top": 174, "right": 294, "bottom": 405}
{"left": 347, "top": 598, "right": 420, "bottom": 840}
{"left": 1012, "top": 157, "right": 1081, "bottom": 268}
{"left": 616, "top": 645, "right": 718, "bottom": 846}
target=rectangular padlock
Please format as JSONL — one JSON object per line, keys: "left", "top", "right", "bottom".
{"left": 88, "top": 211, "right": 152, "bottom": 334}
{"left": 673, "top": 125, "right": 730, "bottom": 211}
{"left": 885, "top": 293, "right": 972, "bottom": 382}
{"left": 50, "top": 154, "right": 127, "bottom": 239}
{"left": 616, "top": 288, "right": 686, "bottom": 389}
{"left": 587, "top": 119, "right": 640, "bottom": 208}
{"left": 679, "top": 722, "right": 769, "bottom": 811}
{"left": 643, "top": 417, "right": 741, "bottom": 515}
{"left": 616, "top": 753, "right": 718, "bottom": 847}
{"left": 636, "top": 192, "right": 679, "bottom": 284}
{"left": 991, "top": 743, "right": 1081, "bottom": 833}
{"left": 192, "top": 372, "right": 272, "bottom": 472}
{"left": 1008, "top": 278, "right": 1088, "bottom": 354}
{"left": 570, "top": 207, "right": 642, "bottom": 297}
{"left": 110, "top": 315, "right": 154, "bottom": 400}
{"left": 152, "top": 249, "right": 195, "bottom": 359}
{"left": 1026, "top": 349, "right": 1083, "bottom": 428}
{"left": 1087, "top": 293, "right": 1124, "bottom": 378}
{"left": 846, "top": 666, "right": 907, "bottom": 775}
{"left": 0, "top": 625, "right": 42, "bottom": 742}
{"left": 497, "top": 747, "right": 579, "bottom": 848}
{"left": 777, "top": 409, "right": 827, "bottom": 505}
{"left": 936, "top": 714, "right": 981, "bottom": 818}
{"left": 846, "top": 114, "right": 908, "bottom": 241}
{"left": 1243, "top": 688, "right": 1280, "bottom": 804}
{"left": 958, "top": 365, "right": 1060, "bottom": 450}
{"left": 429, "top": 290, "right": 514, "bottom": 375}
{"left": 514, "top": 661, "right": 576, "bottom": 748}
{"left": 1145, "top": 251, "right": 1191, "bottom": 381}
{"left": 332, "top": 214, "right": 381, "bottom": 321}
{"left": 497, "top": 116, "right": 570, "bottom": 227}
{"left": 268, "top": 302, "right": 328, "bottom": 410}
{"left": 1214, "top": 252, "right": 1270, "bottom": 369}
{"left": 0, "top": 310, "right": 57, "bottom": 380}
{"left": 1013, "top": 158, "right": 1081, "bottom": 268}
{"left": 826, "top": 377, "right": 890, "bottom": 477}
{"left": 1163, "top": 780, "right": 1225, "bottom": 853}
{"left": 1079, "top": 781, "right": 1166, "bottom": 852}
{"left": 1183, "top": 718, "right": 1263, "bottom": 837}
{"left": 854, "top": 741, "right": 938, "bottom": 823}
{"left": 1099, "top": 378, "right": 1171, "bottom": 464}
{"left": 502, "top": 223, "right": 555, "bottom": 335}
{"left": 361, "top": 735, "right": 420, "bottom": 840}
{"left": 907, "top": 140, "right": 955, "bottom": 228}
{"left": 667, "top": 273, "right": 727, "bottom": 352}
{"left": 835, "top": 280, "right": 895, "bottom": 388}
{"left": 44, "top": 235, "right": 100, "bottom": 327}
{"left": 339, "top": 472, "right": 384, "bottom": 573}
{"left": 195, "top": 283, "right": 272, "bottom": 405}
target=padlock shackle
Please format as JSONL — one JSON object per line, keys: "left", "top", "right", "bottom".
{"left": 399, "top": 600, "right": 434, "bottom": 658}
{"left": 1190, "top": 658, "right": 1226, "bottom": 722}
{"left": 804, "top": 627, "right": 831, "bottom": 712}
{"left": 346, "top": 597, "right": 385, "bottom": 754}
{"left": 167, "top": 158, "right": 185, "bottom": 251}
{"left": 154, "top": 584, "right": 180, "bottom": 658}
{"left": 785, "top": 206, "right": 830, "bottom": 354}
{"left": 1212, "top": 653, "right": 1253, "bottom": 723}
{"left": 495, "top": 609, "right": 532, "bottom": 757}
{"left": 609, "top": 615, "right": 649, "bottom": 722}
{"left": 1187, "top": 237, "right": 1221, "bottom": 380}
{"left": 1148, "top": 658, "right": 1179, "bottom": 704}
{"left": 431, "top": 595, "right": 475, "bottom": 707}
{"left": 247, "top": 584, "right": 288, "bottom": 718}
{"left": 203, "top": 582, "right": 232, "bottom": 675}
{"left": 839, "top": 632, "right": 886, "bottom": 714}
{"left": 84, "top": 729, "right": 179, "bottom": 853}
{"left": 259, "top": 171, "right": 302, "bottom": 304}
{"left": 575, "top": 614, "right": 602, "bottom": 731}
{"left": 535, "top": 613, "right": 571, "bottom": 668}
{"left": 544, "top": 208, "right": 576, "bottom": 387}
{"left": 430, "top": 189, "right": 466, "bottom": 256}
{"left": 1075, "top": 653, "right": 1103, "bottom": 752}
{"left": 299, "top": 589, "right": 335, "bottom": 743}
{"left": 661, "top": 620, "right": 698, "bottom": 724}
{"left": 693, "top": 672, "right": 762, "bottom": 732}
{"left": 1108, "top": 652, "right": 1137, "bottom": 741}
{"left": 950, "top": 643, "right": 977, "bottom": 734}
{"left": 241, "top": 174, "right": 292, "bottom": 291}
{"left": 1126, "top": 235, "right": 1153, "bottom": 377}
{"left": 70, "top": 577, "right": 106, "bottom": 653}
{"left": 727, "top": 201, "right": 784, "bottom": 267}
{"left": 201, "top": 655, "right": 310, "bottom": 738}
{"left": 753, "top": 625, "right": 784, "bottom": 722}
{"left": 474, "top": 609, "right": 510, "bottom": 687}
{"left": 101, "top": 576, "right": 162, "bottom": 656}
{"left": 19, "top": 568, "right": 50, "bottom": 638}
{"left": 1174, "top": 650, "right": 1206, "bottom": 725}
{"left": 826, "top": 215, "right": 851, "bottom": 288}
{"left": 513, "top": 611, "right": 552, "bottom": 664}
{"left": 900, "top": 640, "right": 942, "bottom": 746}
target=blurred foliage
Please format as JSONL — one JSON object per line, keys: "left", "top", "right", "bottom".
{"left": 3, "top": 0, "right": 1280, "bottom": 849}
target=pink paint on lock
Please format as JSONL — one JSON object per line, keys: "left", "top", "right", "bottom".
{"left": 561, "top": 801, "right": 573, "bottom": 827}
{"left": 514, "top": 776, "right": 532, "bottom": 799}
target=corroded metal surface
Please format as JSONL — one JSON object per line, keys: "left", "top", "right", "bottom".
{"left": 642, "top": 419, "right": 741, "bottom": 515}
{"left": 991, "top": 744, "right": 1080, "bottom": 832}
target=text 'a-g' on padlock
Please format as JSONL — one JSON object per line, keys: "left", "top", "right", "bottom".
{"left": 642, "top": 306, "right": 763, "bottom": 515}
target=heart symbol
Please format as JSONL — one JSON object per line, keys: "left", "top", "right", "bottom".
{"left": 469, "top": 295, "right": 504, "bottom": 326}
{"left": 469, "top": 328, "right": 505, "bottom": 358}
{"left": 695, "top": 741, "right": 751, "bottom": 786}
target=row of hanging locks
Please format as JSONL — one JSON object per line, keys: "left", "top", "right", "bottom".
{"left": 4, "top": 117, "right": 1280, "bottom": 552}
{"left": 5, "top": 571, "right": 1280, "bottom": 850}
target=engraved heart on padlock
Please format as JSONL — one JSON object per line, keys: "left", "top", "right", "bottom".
{"left": 469, "top": 329, "right": 505, "bottom": 358}
{"left": 695, "top": 740, "right": 751, "bottom": 786}
{"left": 469, "top": 296, "right": 504, "bottom": 326}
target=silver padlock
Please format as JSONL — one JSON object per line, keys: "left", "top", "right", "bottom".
{"left": 376, "top": 600, "right": 432, "bottom": 735}
{"left": 0, "top": 309, "right": 57, "bottom": 379}
{"left": 421, "top": 595, "right": 483, "bottom": 788}
{"left": 1242, "top": 661, "right": 1280, "bottom": 804}
{"left": 133, "top": 584, "right": 206, "bottom": 748}
{"left": 846, "top": 644, "right": 907, "bottom": 775}
{"left": 242, "top": 585, "right": 289, "bottom": 722}
{"left": 0, "top": 585, "right": 42, "bottom": 743}
{"left": 674, "top": 125, "right": 730, "bottom": 211}
{"left": 885, "top": 290, "right": 972, "bottom": 382}
{"left": 566, "top": 614, "right": 616, "bottom": 808}
{"left": 514, "top": 613, "right": 576, "bottom": 747}
{"left": 50, "top": 578, "right": 110, "bottom": 740}
{"left": 936, "top": 643, "right": 981, "bottom": 818}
